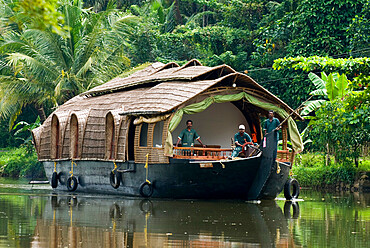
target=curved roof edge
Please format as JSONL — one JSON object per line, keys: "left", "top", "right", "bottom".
{"left": 119, "top": 72, "right": 303, "bottom": 121}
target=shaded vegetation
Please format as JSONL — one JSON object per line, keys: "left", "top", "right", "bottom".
{"left": 0, "top": 147, "right": 45, "bottom": 178}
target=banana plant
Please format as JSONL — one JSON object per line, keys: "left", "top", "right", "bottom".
{"left": 300, "top": 72, "right": 349, "bottom": 116}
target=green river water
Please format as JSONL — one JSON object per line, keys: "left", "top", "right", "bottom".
{"left": 0, "top": 178, "right": 368, "bottom": 247}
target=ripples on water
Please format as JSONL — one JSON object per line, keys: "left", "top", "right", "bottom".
{"left": 0, "top": 178, "right": 369, "bottom": 248}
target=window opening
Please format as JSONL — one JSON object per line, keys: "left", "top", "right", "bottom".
{"left": 127, "top": 118, "right": 135, "bottom": 160}
{"left": 51, "top": 115, "right": 60, "bottom": 159}
{"left": 152, "top": 121, "right": 164, "bottom": 147}
{"left": 70, "top": 114, "right": 79, "bottom": 158}
{"left": 105, "top": 113, "right": 115, "bottom": 159}
{"left": 139, "top": 123, "right": 148, "bottom": 147}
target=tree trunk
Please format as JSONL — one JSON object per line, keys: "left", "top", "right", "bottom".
{"left": 354, "top": 144, "right": 359, "bottom": 167}
{"left": 35, "top": 104, "right": 47, "bottom": 123}
{"left": 326, "top": 143, "right": 330, "bottom": 166}
{"left": 174, "top": 0, "right": 182, "bottom": 25}
{"left": 202, "top": 5, "right": 208, "bottom": 27}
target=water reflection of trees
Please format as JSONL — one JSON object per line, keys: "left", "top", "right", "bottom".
{"left": 0, "top": 195, "right": 45, "bottom": 247}
{"left": 278, "top": 190, "right": 370, "bottom": 248}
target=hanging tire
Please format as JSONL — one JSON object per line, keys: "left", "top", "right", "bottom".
{"left": 51, "top": 172, "right": 58, "bottom": 188}
{"left": 67, "top": 176, "right": 78, "bottom": 192}
{"left": 139, "top": 182, "right": 153, "bottom": 197}
{"left": 57, "top": 172, "right": 65, "bottom": 185}
{"left": 110, "top": 171, "right": 121, "bottom": 189}
{"left": 284, "top": 178, "right": 300, "bottom": 200}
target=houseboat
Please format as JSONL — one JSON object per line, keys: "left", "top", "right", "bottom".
{"left": 32, "top": 59, "right": 304, "bottom": 200}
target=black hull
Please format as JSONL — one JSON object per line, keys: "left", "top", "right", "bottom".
{"left": 44, "top": 156, "right": 262, "bottom": 199}
{"left": 44, "top": 131, "right": 289, "bottom": 200}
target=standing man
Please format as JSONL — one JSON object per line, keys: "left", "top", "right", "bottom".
{"left": 263, "top": 110, "right": 281, "bottom": 141}
{"left": 175, "top": 120, "right": 206, "bottom": 147}
{"left": 232, "top": 124, "right": 253, "bottom": 157}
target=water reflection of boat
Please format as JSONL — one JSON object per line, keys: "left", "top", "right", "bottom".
{"left": 32, "top": 195, "right": 299, "bottom": 247}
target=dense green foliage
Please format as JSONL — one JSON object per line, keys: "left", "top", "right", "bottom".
{"left": 293, "top": 153, "right": 370, "bottom": 187}
{"left": 274, "top": 56, "right": 369, "bottom": 166}
{"left": 0, "top": 147, "right": 44, "bottom": 178}
{"left": 0, "top": 0, "right": 137, "bottom": 128}
{"left": 0, "top": 0, "right": 369, "bottom": 177}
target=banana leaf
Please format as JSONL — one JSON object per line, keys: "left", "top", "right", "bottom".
{"left": 300, "top": 100, "right": 327, "bottom": 116}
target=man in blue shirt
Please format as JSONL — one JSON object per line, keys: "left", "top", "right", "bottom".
{"left": 263, "top": 110, "right": 280, "bottom": 142}
{"left": 232, "top": 124, "right": 253, "bottom": 157}
{"left": 175, "top": 120, "right": 205, "bottom": 147}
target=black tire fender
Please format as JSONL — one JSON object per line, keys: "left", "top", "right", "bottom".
{"left": 139, "top": 182, "right": 153, "bottom": 197}
{"left": 284, "top": 178, "right": 300, "bottom": 200}
{"left": 110, "top": 171, "right": 121, "bottom": 189}
{"left": 51, "top": 172, "right": 58, "bottom": 188}
{"left": 57, "top": 172, "right": 65, "bottom": 185}
{"left": 67, "top": 176, "right": 78, "bottom": 192}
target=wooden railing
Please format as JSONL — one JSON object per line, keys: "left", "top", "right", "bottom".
{"left": 276, "top": 150, "right": 295, "bottom": 164}
{"left": 173, "top": 147, "right": 295, "bottom": 163}
{"left": 173, "top": 147, "right": 233, "bottom": 160}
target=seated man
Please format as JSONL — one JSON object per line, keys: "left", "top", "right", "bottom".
{"left": 231, "top": 124, "right": 253, "bottom": 158}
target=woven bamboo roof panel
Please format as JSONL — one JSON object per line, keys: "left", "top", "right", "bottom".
{"left": 81, "top": 62, "right": 164, "bottom": 96}
{"left": 154, "top": 62, "right": 180, "bottom": 73}
{"left": 31, "top": 125, "right": 43, "bottom": 157}
{"left": 82, "top": 64, "right": 235, "bottom": 97}
{"left": 180, "top": 59, "right": 202, "bottom": 68}
{"left": 122, "top": 80, "right": 218, "bottom": 114}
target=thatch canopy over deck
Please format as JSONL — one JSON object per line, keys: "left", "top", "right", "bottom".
{"left": 32, "top": 59, "right": 303, "bottom": 163}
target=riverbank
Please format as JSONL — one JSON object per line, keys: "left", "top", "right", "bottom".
{"left": 293, "top": 152, "right": 370, "bottom": 192}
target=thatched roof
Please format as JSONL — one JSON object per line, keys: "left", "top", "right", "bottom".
{"left": 81, "top": 59, "right": 302, "bottom": 120}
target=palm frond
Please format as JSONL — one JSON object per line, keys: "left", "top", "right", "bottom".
{"left": 6, "top": 52, "right": 59, "bottom": 84}
{"left": 185, "top": 11, "right": 216, "bottom": 27}
{"left": 164, "top": 2, "right": 176, "bottom": 33}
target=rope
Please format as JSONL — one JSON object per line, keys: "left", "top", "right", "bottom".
{"left": 219, "top": 160, "right": 226, "bottom": 169}
{"left": 145, "top": 154, "right": 151, "bottom": 184}
{"left": 70, "top": 160, "right": 77, "bottom": 177}
{"left": 112, "top": 161, "right": 118, "bottom": 174}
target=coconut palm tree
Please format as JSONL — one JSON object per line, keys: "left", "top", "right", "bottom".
{"left": 0, "top": 0, "right": 138, "bottom": 128}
